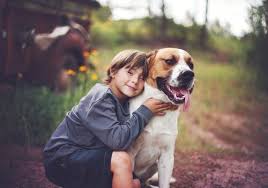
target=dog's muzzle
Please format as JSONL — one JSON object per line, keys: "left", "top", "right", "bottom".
{"left": 177, "top": 70, "right": 195, "bottom": 89}
{"left": 156, "top": 70, "right": 195, "bottom": 109}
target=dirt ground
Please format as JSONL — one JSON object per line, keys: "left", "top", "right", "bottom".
{"left": 1, "top": 111, "right": 268, "bottom": 188}
{"left": 0, "top": 144, "right": 267, "bottom": 188}
{"left": 172, "top": 151, "right": 268, "bottom": 188}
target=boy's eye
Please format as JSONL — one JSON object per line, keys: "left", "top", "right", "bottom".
{"left": 139, "top": 76, "right": 145, "bottom": 80}
{"left": 128, "top": 70, "right": 134, "bottom": 75}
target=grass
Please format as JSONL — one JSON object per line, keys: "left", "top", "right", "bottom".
{"left": 176, "top": 51, "right": 268, "bottom": 153}
{"left": 0, "top": 76, "right": 98, "bottom": 146}
{"left": 94, "top": 45, "right": 268, "bottom": 153}
{"left": 1, "top": 45, "right": 267, "bottom": 153}
{"left": 192, "top": 54, "right": 267, "bottom": 114}
{"left": 93, "top": 43, "right": 149, "bottom": 76}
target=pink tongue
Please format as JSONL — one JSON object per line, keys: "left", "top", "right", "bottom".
{"left": 180, "top": 90, "right": 190, "bottom": 111}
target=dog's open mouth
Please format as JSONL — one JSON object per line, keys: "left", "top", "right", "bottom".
{"left": 157, "top": 77, "right": 192, "bottom": 110}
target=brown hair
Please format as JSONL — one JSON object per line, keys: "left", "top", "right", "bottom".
{"left": 104, "top": 49, "right": 148, "bottom": 84}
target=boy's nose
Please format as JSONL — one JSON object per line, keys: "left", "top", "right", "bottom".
{"left": 130, "top": 75, "right": 139, "bottom": 84}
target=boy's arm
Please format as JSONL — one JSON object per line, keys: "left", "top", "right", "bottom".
{"left": 81, "top": 96, "right": 153, "bottom": 150}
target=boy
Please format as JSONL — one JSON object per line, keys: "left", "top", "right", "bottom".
{"left": 43, "top": 50, "right": 175, "bottom": 188}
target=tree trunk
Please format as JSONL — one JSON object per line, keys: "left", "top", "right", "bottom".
{"left": 160, "top": 0, "right": 167, "bottom": 39}
{"left": 264, "top": 0, "right": 268, "bottom": 35}
{"left": 147, "top": 0, "right": 153, "bottom": 17}
{"left": 200, "top": 0, "right": 209, "bottom": 47}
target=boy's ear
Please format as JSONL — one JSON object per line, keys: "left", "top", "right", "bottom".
{"left": 146, "top": 50, "right": 158, "bottom": 70}
{"left": 110, "top": 69, "right": 117, "bottom": 78}
{"left": 110, "top": 71, "right": 115, "bottom": 78}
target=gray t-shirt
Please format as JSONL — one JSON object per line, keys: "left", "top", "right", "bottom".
{"left": 43, "top": 83, "right": 153, "bottom": 161}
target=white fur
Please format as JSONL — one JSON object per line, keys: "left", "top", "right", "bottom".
{"left": 128, "top": 83, "right": 179, "bottom": 188}
{"left": 170, "top": 57, "right": 192, "bottom": 87}
{"left": 128, "top": 49, "right": 194, "bottom": 188}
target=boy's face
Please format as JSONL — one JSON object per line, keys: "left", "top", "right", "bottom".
{"left": 110, "top": 66, "right": 145, "bottom": 101}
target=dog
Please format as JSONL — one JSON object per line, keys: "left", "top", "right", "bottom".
{"left": 128, "top": 48, "right": 195, "bottom": 188}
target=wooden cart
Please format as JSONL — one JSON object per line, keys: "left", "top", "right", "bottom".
{"left": 0, "top": 0, "right": 100, "bottom": 91}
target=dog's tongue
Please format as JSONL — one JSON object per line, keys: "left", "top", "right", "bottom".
{"left": 181, "top": 90, "right": 190, "bottom": 111}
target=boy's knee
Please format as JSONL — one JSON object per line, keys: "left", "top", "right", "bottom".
{"left": 111, "top": 151, "right": 132, "bottom": 172}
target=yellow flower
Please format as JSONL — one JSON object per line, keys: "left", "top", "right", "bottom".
{"left": 83, "top": 51, "right": 90, "bottom": 58}
{"left": 90, "top": 73, "right": 98, "bottom": 81}
{"left": 91, "top": 49, "right": 98, "bottom": 56}
{"left": 92, "top": 61, "right": 99, "bottom": 65}
{"left": 65, "top": 69, "right": 76, "bottom": 76}
{"left": 79, "top": 65, "right": 88, "bottom": 73}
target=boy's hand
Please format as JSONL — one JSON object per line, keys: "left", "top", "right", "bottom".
{"left": 168, "top": 103, "right": 179, "bottom": 111}
{"left": 143, "top": 98, "right": 178, "bottom": 116}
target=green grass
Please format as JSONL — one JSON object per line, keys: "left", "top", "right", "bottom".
{"left": 93, "top": 43, "right": 149, "bottom": 78}
{"left": 193, "top": 54, "right": 266, "bottom": 114}
{"left": 0, "top": 76, "right": 98, "bottom": 146}
{"left": 1, "top": 45, "right": 267, "bottom": 153}
{"left": 175, "top": 51, "right": 268, "bottom": 152}
{"left": 87, "top": 48, "right": 257, "bottom": 151}
{"left": 94, "top": 46, "right": 268, "bottom": 153}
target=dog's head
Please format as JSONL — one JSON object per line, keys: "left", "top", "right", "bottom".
{"left": 146, "top": 48, "right": 195, "bottom": 109}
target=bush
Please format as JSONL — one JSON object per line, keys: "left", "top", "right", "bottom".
{"left": 0, "top": 77, "right": 98, "bottom": 146}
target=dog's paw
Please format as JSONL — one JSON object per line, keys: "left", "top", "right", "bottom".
{"left": 142, "top": 184, "right": 159, "bottom": 188}
{"left": 147, "top": 173, "right": 177, "bottom": 185}
{"left": 170, "top": 176, "right": 177, "bottom": 184}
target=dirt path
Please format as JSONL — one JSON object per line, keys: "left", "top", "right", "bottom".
{"left": 1, "top": 105, "right": 268, "bottom": 188}
{"left": 172, "top": 109, "right": 268, "bottom": 188}
{"left": 172, "top": 151, "right": 268, "bottom": 188}
{"left": 1, "top": 144, "right": 268, "bottom": 188}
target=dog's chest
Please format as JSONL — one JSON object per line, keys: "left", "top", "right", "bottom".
{"left": 129, "top": 84, "right": 180, "bottom": 157}
{"left": 129, "top": 84, "right": 180, "bottom": 135}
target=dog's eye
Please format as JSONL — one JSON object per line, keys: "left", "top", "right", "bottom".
{"left": 188, "top": 62, "right": 194, "bottom": 70}
{"left": 165, "top": 59, "right": 176, "bottom": 65}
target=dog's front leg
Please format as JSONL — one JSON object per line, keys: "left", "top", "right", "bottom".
{"left": 158, "top": 150, "right": 174, "bottom": 188}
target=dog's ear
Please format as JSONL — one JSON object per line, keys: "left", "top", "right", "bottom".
{"left": 146, "top": 50, "right": 158, "bottom": 70}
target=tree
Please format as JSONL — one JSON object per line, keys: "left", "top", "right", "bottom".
{"left": 91, "top": 6, "right": 112, "bottom": 22}
{"left": 200, "top": 0, "right": 209, "bottom": 47}
{"left": 160, "top": 0, "right": 167, "bottom": 38}
{"left": 264, "top": 0, "right": 268, "bottom": 31}
{"left": 247, "top": 0, "right": 268, "bottom": 90}
{"left": 147, "top": 0, "right": 153, "bottom": 17}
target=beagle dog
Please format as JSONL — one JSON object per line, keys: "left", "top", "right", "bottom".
{"left": 128, "top": 48, "right": 195, "bottom": 188}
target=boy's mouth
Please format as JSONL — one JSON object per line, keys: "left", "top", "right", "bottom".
{"left": 126, "top": 85, "right": 137, "bottom": 91}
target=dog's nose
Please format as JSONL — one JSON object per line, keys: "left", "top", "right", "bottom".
{"left": 178, "top": 70, "right": 194, "bottom": 82}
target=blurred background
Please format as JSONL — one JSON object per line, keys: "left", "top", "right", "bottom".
{"left": 0, "top": 0, "right": 268, "bottom": 187}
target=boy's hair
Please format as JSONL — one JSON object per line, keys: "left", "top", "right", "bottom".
{"left": 104, "top": 50, "right": 148, "bottom": 84}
